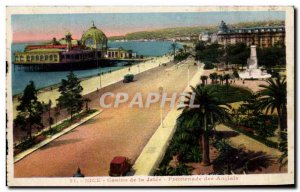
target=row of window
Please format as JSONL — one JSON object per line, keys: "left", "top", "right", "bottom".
{"left": 221, "top": 37, "right": 284, "bottom": 43}
{"left": 107, "top": 51, "right": 129, "bottom": 58}
{"left": 15, "top": 54, "right": 58, "bottom": 62}
{"left": 61, "top": 53, "right": 95, "bottom": 60}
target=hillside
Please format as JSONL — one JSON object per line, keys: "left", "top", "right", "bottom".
{"left": 108, "top": 20, "right": 285, "bottom": 40}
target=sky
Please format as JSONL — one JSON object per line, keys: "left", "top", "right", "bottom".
{"left": 11, "top": 11, "right": 285, "bottom": 43}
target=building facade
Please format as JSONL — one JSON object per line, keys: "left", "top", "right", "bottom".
{"left": 217, "top": 21, "right": 285, "bottom": 48}
{"left": 198, "top": 32, "right": 211, "bottom": 42}
{"left": 106, "top": 47, "right": 136, "bottom": 59}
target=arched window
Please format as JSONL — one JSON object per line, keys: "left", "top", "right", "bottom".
{"left": 20, "top": 56, "right": 24, "bottom": 62}
{"left": 45, "top": 55, "right": 49, "bottom": 61}
{"left": 31, "top": 56, "right": 35, "bottom": 61}
{"left": 15, "top": 56, "right": 19, "bottom": 62}
{"left": 49, "top": 55, "right": 53, "bottom": 61}
{"left": 54, "top": 55, "right": 58, "bottom": 61}
{"left": 27, "top": 56, "right": 30, "bottom": 61}
{"left": 36, "top": 55, "right": 39, "bottom": 61}
{"left": 40, "top": 55, "right": 44, "bottom": 61}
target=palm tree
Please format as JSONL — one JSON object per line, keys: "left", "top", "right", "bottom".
{"left": 180, "top": 48, "right": 184, "bottom": 54}
{"left": 170, "top": 42, "right": 179, "bottom": 60}
{"left": 256, "top": 76, "right": 287, "bottom": 140}
{"left": 223, "top": 74, "right": 231, "bottom": 85}
{"left": 43, "top": 99, "right": 53, "bottom": 129}
{"left": 218, "top": 75, "right": 224, "bottom": 85}
{"left": 209, "top": 73, "right": 218, "bottom": 84}
{"left": 278, "top": 131, "right": 287, "bottom": 169}
{"left": 183, "top": 44, "right": 188, "bottom": 53}
{"left": 178, "top": 85, "right": 231, "bottom": 165}
{"left": 54, "top": 106, "right": 60, "bottom": 124}
{"left": 200, "top": 75, "right": 208, "bottom": 86}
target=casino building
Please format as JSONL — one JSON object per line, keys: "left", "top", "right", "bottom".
{"left": 14, "top": 23, "right": 137, "bottom": 71}
{"left": 217, "top": 21, "right": 285, "bottom": 48}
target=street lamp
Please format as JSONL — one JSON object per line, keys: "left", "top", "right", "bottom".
{"left": 159, "top": 86, "right": 164, "bottom": 128}
{"left": 97, "top": 51, "right": 102, "bottom": 89}
{"left": 100, "top": 72, "right": 102, "bottom": 88}
{"left": 187, "top": 65, "right": 190, "bottom": 87}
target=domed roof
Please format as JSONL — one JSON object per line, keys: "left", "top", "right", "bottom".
{"left": 81, "top": 23, "right": 107, "bottom": 49}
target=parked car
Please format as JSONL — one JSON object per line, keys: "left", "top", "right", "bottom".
{"left": 109, "top": 156, "right": 131, "bottom": 176}
{"left": 123, "top": 74, "right": 134, "bottom": 83}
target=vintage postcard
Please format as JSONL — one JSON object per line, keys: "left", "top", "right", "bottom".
{"left": 6, "top": 6, "right": 295, "bottom": 186}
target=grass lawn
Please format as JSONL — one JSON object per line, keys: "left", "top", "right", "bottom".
{"left": 206, "top": 84, "right": 253, "bottom": 104}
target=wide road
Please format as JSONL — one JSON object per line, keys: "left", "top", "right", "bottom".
{"left": 14, "top": 59, "right": 199, "bottom": 177}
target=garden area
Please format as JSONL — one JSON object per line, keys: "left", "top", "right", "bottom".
{"left": 154, "top": 75, "right": 287, "bottom": 175}
{"left": 194, "top": 41, "right": 286, "bottom": 74}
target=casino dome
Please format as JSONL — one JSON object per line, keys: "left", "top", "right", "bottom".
{"left": 81, "top": 22, "right": 108, "bottom": 50}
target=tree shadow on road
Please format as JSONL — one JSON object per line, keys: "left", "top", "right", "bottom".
{"left": 40, "top": 138, "right": 83, "bottom": 150}
{"left": 216, "top": 130, "right": 240, "bottom": 139}
{"left": 213, "top": 144, "right": 275, "bottom": 174}
{"left": 83, "top": 116, "right": 114, "bottom": 125}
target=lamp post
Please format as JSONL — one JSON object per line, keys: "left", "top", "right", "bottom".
{"left": 159, "top": 86, "right": 164, "bottom": 128}
{"left": 99, "top": 72, "right": 102, "bottom": 88}
{"left": 97, "top": 50, "right": 102, "bottom": 90}
{"left": 187, "top": 65, "right": 190, "bottom": 87}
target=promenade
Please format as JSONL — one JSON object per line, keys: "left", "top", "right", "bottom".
{"left": 14, "top": 57, "right": 200, "bottom": 177}
{"left": 133, "top": 64, "right": 203, "bottom": 175}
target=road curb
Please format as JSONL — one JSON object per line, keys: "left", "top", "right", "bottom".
{"left": 14, "top": 110, "right": 102, "bottom": 163}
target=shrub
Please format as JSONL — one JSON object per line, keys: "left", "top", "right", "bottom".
{"left": 212, "top": 139, "right": 274, "bottom": 174}
{"left": 154, "top": 163, "right": 190, "bottom": 176}
{"left": 186, "top": 146, "right": 202, "bottom": 162}
{"left": 156, "top": 118, "right": 203, "bottom": 172}
{"left": 204, "top": 61, "right": 214, "bottom": 70}
{"left": 205, "top": 84, "right": 252, "bottom": 103}
{"left": 224, "top": 122, "right": 278, "bottom": 149}
{"left": 174, "top": 53, "right": 190, "bottom": 62}
{"left": 238, "top": 115, "right": 277, "bottom": 138}
{"left": 233, "top": 69, "right": 240, "bottom": 78}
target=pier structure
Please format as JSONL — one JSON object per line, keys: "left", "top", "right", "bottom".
{"left": 13, "top": 22, "right": 140, "bottom": 71}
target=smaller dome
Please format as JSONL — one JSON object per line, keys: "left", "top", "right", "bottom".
{"left": 65, "top": 31, "right": 72, "bottom": 36}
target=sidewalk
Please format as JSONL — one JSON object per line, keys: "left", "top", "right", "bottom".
{"left": 14, "top": 110, "right": 102, "bottom": 163}
{"left": 132, "top": 63, "right": 204, "bottom": 176}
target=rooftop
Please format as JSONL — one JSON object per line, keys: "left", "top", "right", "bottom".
{"left": 26, "top": 48, "right": 63, "bottom": 53}
{"left": 218, "top": 20, "right": 285, "bottom": 35}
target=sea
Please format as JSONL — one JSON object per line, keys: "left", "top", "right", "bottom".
{"left": 11, "top": 41, "right": 178, "bottom": 96}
